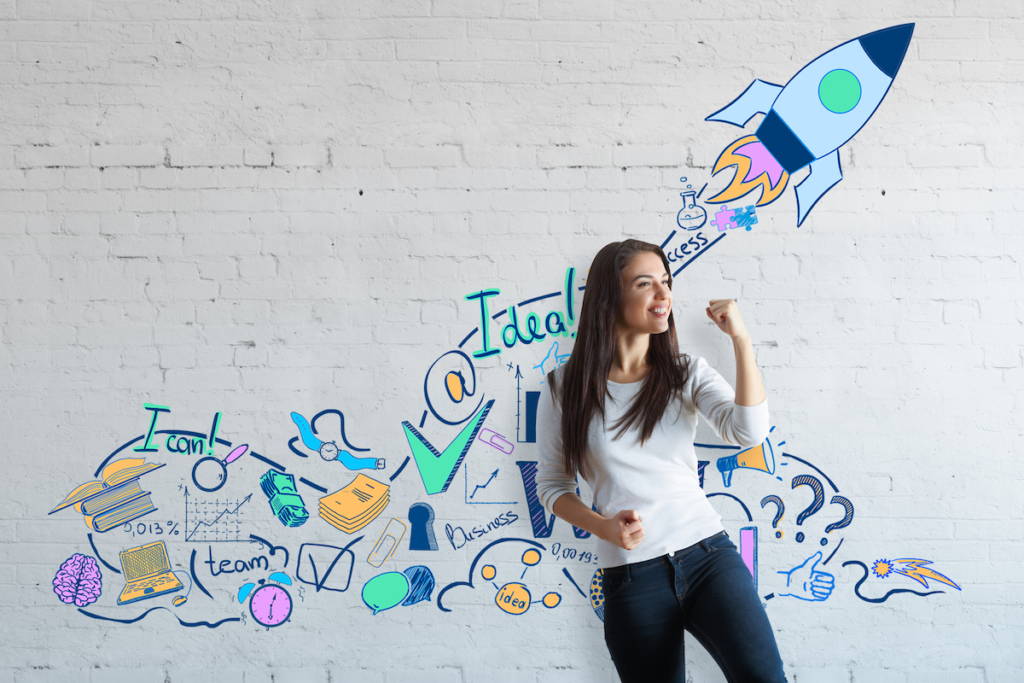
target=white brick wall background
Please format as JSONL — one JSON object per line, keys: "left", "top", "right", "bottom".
{"left": 1, "top": 1, "right": 1022, "bottom": 682}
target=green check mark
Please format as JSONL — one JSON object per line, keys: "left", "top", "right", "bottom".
{"left": 401, "top": 400, "right": 494, "bottom": 495}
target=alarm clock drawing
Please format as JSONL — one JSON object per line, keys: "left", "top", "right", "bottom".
{"left": 238, "top": 572, "right": 293, "bottom": 629}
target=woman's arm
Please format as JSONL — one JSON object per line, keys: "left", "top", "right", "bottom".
{"left": 552, "top": 492, "right": 646, "bottom": 551}
{"left": 707, "top": 299, "right": 766, "bottom": 406}
{"left": 732, "top": 333, "right": 766, "bottom": 407}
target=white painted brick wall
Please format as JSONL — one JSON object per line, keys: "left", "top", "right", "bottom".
{"left": 2, "top": 1, "right": 1023, "bottom": 682}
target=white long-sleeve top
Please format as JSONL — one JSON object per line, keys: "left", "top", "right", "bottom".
{"left": 535, "top": 355, "right": 770, "bottom": 569}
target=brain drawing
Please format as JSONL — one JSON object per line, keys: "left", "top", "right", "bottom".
{"left": 53, "top": 553, "right": 102, "bottom": 607}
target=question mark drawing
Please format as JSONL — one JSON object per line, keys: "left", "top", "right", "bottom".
{"left": 824, "top": 495, "right": 854, "bottom": 542}
{"left": 760, "top": 495, "right": 785, "bottom": 538}
{"left": 791, "top": 475, "right": 825, "bottom": 543}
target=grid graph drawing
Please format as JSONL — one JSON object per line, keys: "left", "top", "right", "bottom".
{"left": 184, "top": 493, "right": 252, "bottom": 543}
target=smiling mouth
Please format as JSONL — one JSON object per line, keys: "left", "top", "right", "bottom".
{"left": 648, "top": 306, "right": 669, "bottom": 318}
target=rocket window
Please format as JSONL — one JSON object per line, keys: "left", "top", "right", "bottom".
{"left": 818, "top": 69, "right": 861, "bottom": 114}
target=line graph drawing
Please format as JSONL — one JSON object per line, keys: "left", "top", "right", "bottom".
{"left": 184, "top": 487, "right": 252, "bottom": 543}
{"left": 464, "top": 463, "right": 517, "bottom": 506}
{"left": 470, "top": 469, "right": 499, "bottom": 499}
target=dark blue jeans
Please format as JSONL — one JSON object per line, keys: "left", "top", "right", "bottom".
{"left": 602, "top": 530, "right": 787, "bottom": 683}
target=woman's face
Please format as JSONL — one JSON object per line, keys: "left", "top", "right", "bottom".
{"left": 617, "top": 251, "right": 672, "bottom": 336}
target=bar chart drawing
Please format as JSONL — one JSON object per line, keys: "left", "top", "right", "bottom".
{"left": 515, "top": 366, "right": 540, "bottom": 444}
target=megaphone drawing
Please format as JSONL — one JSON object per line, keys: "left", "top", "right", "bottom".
{"left": 716, "top": 438, "right": 775, "bottom": 487}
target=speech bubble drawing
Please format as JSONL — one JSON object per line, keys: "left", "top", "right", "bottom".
{"left": 362, "top": 572, "right": 410, "bottom": 615}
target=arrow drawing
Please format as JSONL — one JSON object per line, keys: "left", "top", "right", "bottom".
{"left": 470, "top": 469, "right": 499, "bottom": 499}
{"left": 464, "top": 463, "right": 518, "bottom": 506}
{"left": 515, "top": 365, "right": 524, "bottom": 442}
{"left": 184, "top": 488, "right": 252, "bottom": 542}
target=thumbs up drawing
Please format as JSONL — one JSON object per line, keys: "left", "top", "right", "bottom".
{"left": 777, "top": 551, "right": 835, "bottom": 602}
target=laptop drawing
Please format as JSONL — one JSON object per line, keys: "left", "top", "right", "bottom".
{"left": 117, "top": 540, "right": 183, "bottom": 605}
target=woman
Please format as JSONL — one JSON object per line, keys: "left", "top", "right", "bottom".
{"left": 536, "top": 239, "right": 787, "bottom": 683}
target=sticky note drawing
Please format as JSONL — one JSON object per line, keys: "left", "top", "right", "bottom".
{"left": 705, "top": 24, "right": 915, "bottom": 225}
{"left": 318, "top": 474, "right": 390, "bottom": 533}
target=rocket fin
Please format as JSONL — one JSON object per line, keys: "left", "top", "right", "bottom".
{"left": 795, "top": 150, "right": 843, "bottom": 226}
{"left": 705, "top": 80, "right": 784, "bottom": 128}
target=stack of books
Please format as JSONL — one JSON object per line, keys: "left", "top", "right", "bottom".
{"left": 50, "top": 458, "right": 164, "bottom": 532}
{"left": 318, "top": 474, "right": 390, "bottom": 533}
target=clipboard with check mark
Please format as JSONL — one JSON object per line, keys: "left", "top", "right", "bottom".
{"left": 296, "top": 537, "right": 362, "bottom": 592}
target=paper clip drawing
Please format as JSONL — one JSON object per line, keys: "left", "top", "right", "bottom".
{"left": 367, "top": 518, "right": 408, "bottom": 567}
{"left": 706, "top": 24, "right": 914, "bottom": 225}
{"left": 478, "top": 429, "right": 514, "bottom": 455}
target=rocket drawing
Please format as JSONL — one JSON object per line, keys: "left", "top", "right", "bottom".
{"left": 705, "top": 24, "right": 914, "bottom": 226}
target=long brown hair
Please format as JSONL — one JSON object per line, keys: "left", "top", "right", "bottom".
{"left": 549, "top": 239, "right": 690, "bottom": 479}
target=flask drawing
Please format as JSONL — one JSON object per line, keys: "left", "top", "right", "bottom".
{"left": 676, "top": 191, "right": 707, "bottom": 231}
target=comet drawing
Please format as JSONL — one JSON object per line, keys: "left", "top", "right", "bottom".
{"left": 705, "top": 23, "right": 915, "bottom": 225}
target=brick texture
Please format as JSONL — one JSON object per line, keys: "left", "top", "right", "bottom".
{"left": 1, "top": 2, "right": 1022, "bottom": 681}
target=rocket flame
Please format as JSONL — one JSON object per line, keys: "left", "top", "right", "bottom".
{"left": 706, "top": 135, "right": 789, "bottom": 206}
{"left": 891, "top": 558, "right": 961, "bottom": 591}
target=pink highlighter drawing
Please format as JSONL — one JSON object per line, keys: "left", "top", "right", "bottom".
{"left": 740, "top": 526, "right": 758, "bottom": 592}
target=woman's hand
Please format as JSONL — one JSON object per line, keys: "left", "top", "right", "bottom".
{"left": 706, "top": 299, "right": 750, "bottom": 341}
{"left": 601, "top": 510, "right": 645, "bottom": 550}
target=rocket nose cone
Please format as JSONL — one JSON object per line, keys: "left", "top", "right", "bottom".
{"left": 859, "top": 23, "right": 915, "bottom": 79}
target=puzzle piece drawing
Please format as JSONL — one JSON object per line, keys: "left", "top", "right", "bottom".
{"left": 733, "top": 206, "right": 758, "bottom": 231}
{"left": 711, "top": 206, "right": 738, "bottom": 232}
